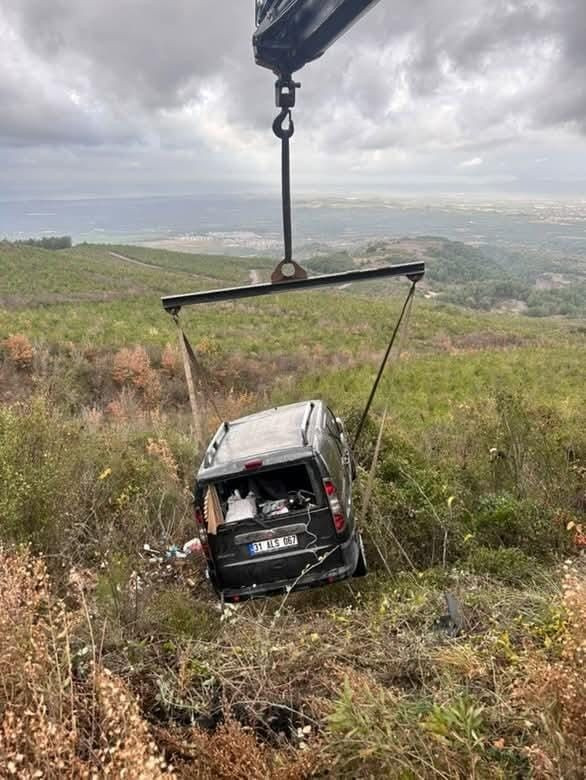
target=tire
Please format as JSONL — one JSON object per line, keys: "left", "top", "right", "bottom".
{"left": 353, "top": 533, "right": 368, "bottom": 577}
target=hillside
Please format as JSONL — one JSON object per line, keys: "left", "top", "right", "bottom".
{"left": 305, "top": 237, "right": 586, "bottom": 317}
{"left": 4, "top": 237, "right": 585, "bottom": 316}
{"left": 0, "top": 242, "right": 279, "bottom": 309}
{"left": 0, "top": 241, "right": 585, "bottom": 777}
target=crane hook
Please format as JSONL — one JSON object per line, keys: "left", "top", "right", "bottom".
{"left": 272, "top": 107, "right": 294, "bottom": 140}
{"left": 272, "top": 74, "right": 299, "bottom": 139}
{"left": 270, "top": 73, "right": 307, "bottom": 282}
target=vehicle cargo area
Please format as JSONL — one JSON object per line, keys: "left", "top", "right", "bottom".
{"left": 199, "top": 461, "right": 344, "bottom": 590}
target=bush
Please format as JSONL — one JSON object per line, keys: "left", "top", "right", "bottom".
{"left": 472, "top": 493, "right": 571, "bottom": 559}
{"left": 112, "top": 346, "right": 161, "bottom": 408}
{"left": 327, "top": 674, "right": 494, "bottom": 778}
{"left": 0, "top": 399, "right": 194, "bottom": 564}
{"left": 345, "top": 393, "right": 582, "bottom": 575}
{"left": 0, "top": 400, "right": 77, "bottom": 552}
{"left": 2, "top": 333, "right": 34, "bottom": 370}
{"left": 464, "top": 546, "right": 540, "bottom": 585}
{"left": 149, "top": 588, "right": 217, "bottom": 640}
{"left": 184, "top": 719, "right": 317, "bottom": 779}
{"left": 14, "top": 235, "right": 72, "bottom": 250}
{"left": 346, "top": 413, "right": 467, "bottom": 570}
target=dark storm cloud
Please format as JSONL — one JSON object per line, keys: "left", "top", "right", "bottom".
{"left": 3, "top": 0, "right": 585, "bottom": 138}
{"left": 0, "top": 0, "right": 585, "bottom": 197}
{"left": 2, "top": 0, "right": 252, "bottom": 109}
{"left": 534, "top": 0, "right": 586, "bottom": 132}
{"left": 297, "top": 0, "right": 557, "bottom": 145}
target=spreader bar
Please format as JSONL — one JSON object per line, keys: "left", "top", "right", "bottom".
{"left": 161, "top": 261, "right": 425, "bottom": 313}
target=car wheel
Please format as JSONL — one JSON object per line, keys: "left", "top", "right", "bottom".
{"left": 353, "top": 533, "right": 368, "bottom": 577}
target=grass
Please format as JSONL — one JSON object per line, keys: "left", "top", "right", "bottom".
{"left": 0, "top": 242, "right": 274, "bottom": 309}
{"left": 0, "top": 243, "right": 202, "bottom": 305}
{"left": 0, "top": 240, "right": 585, "bottom": 776}
{"left": 1, "top": 264, "right": 582, "bottom": 352}
{"left": 283, "top": 344, "right": 585, "bottom": 430}
{"left": 83, "top": 243, "right": 277, "bottom": 282}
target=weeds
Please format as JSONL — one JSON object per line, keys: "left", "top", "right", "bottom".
{"left": 0, "top": 399, "right": 195, "bottom": 563}
{"left": 518, "top": 563, "right": 586, "bottom": 777}
{"left": 0, "top": 242, "right": 585, "bottom": 776}
{"left": 0, "top": 548, "right": 167, "bottom": 777}
{"left": 2, "top": 333, "right": 34, "bottom": 370}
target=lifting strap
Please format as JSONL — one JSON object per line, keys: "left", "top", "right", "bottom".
{"left": 171, "top": 313, "right": 221, "bottom": 446}
{"left": 352, "top": 280, "right": 417, "bottom": 449}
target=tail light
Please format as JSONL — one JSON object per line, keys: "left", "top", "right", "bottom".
{"left": 323, "top": 478, "right": 346, "bottom": 533}
{"left": 194, "top": 506, "right": 211, "bottom": 558}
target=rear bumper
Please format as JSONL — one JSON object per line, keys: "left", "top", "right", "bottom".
{"left": 216, "top": 533, "right": 360, "bottom": 603}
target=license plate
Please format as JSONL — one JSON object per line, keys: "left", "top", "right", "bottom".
{"left": 248, "top": 535, "right": 298, "bottom": 556}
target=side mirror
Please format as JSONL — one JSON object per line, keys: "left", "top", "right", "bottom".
{"left": 335, "top": 417, "right": 345, "bottom": 434}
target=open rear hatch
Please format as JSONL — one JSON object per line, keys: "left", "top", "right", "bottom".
{"left": 199, "top": 460, "right": 344, "bottom": 590}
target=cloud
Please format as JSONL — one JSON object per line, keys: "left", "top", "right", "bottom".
{"left": 0, "top": 0, "right": 584, "bottom": 197}
{"left": 460, "top": 157, "right": 483, "bottom": 168}
{"left": 1, "top": 1, "right": 252, "bottom": 109}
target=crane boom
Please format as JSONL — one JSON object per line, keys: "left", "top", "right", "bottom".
{"left": 254, "top": 0, "right": 381, "bottom": 75}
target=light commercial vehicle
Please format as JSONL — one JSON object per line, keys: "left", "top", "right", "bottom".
{"left": 193, "top": 400, "right": 366, "bottom": 603}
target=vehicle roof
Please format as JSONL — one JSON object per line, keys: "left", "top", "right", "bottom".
{"left": 197, "top": 400, "right": 325, "bottom": 481}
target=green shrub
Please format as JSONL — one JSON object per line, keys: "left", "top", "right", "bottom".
{"left": 327, "top": 678, "right": 493, "bottom": 777}
{"left": 464, "top": 546, "right": 539, "bottom": 585}
{"left": 0, "top": 399, "right": 194, "bottom": 566}
{"left": 0, "top": 399, "right": 80, "bottom": 552}
{"left": 472, "top": 493, "right": 570, "bottom": 559}
{"left": 149, "top": 588, "right": 218, "bottom": 640}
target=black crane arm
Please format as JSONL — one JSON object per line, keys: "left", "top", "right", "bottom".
{"left": 254, "top": 0, "right": 381, "bottom": 75}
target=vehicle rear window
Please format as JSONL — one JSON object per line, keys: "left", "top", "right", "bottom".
{"left": 201, "top": 462, "right": 324, "bottom": 528}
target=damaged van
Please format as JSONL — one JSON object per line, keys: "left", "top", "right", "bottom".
{"left": 194, "top": 400, "right": 366, "bottom": 603}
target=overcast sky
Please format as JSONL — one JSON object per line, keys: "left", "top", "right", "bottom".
{"left": 1, "top": 0, "right": 585, "bottom": 200}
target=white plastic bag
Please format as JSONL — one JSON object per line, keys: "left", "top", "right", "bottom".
{"left": 225, "top": 490, "right": 257, "bottom": 524}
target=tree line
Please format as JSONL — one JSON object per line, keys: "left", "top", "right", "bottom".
{"left": 5, "top": 236, "right": 72, "bottom": 250}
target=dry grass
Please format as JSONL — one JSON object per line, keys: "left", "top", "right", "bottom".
{"left": 112, "top": 346, "right": 161, "bottom": 408}
{"left": 0, "top": 547, "right": 321, "bottom": 778}
{"left": 2, "top": 334, "right": 34, "bottom": 371}
{"left": 170, "top": 720, "right": 317, "bottom": 779}
{"left": 1, "top": 544, "right": 585, "bottom": 777}
{"left": 0, "top": 548, "right": 167, "bottom": 778}
{"left": 519, "top": 563, "right": 586, "bottom": 777}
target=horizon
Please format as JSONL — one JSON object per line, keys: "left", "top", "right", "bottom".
{"left": 3, "top": 190, "right": 586, "bottom": 206}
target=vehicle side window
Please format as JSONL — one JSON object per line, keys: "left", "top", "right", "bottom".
{"left": 323, "top": 408, "right": 343, "bottom": 456}
{"left": 320, "top": 436, "right": 344, "bottom": 491}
